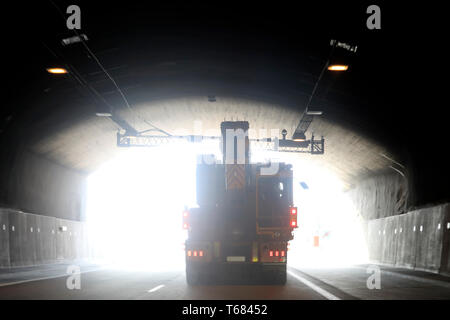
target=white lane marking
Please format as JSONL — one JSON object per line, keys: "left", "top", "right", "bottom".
{"left": 0, "top": 267, "right": 106, "bottom": 288}
{"left": 148, "top": 284, "right": 165, "bottom": 293}
{"left": 288, "top": 270, "right": 341, "bottom": 300}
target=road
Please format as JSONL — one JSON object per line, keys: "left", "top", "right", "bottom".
{"left": 1, "top": 263, "right": 450, "bottom": 300}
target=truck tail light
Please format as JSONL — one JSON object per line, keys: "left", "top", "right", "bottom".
{"left": 182, "top": 210, "right": 189, "bottom": 229}
{"left": 193, "top": 250, "right": 197, "bottom": 257}
{"left": 290, "top": 207, "right": 298, "bottom": 228}
{"left": 269, "top": 250, "right": 273, "bottom": 257}
{"left": 281, "top": 250, "right": 285, "bottom": 257}
{"left": 187, "top": 250, "right": 192, "bottom": 256}
{"left": 199, "top": 250, "right": 203, "bottom": 257}
{"left": 275, "top": 250, "right": 279, "bottom": 257}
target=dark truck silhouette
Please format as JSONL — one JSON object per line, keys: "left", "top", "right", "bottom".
{"left": 183, "top": 121, "right": 297, "bottom": 285}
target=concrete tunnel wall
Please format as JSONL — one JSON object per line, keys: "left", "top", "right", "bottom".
{"left": 0, "top": 150, "right": 90, "bottom": 268}
{"left": 347, "top": 170, "right": 408, "bottom": 220}
{"left": 367, "top": 204, "right": 450, "bottom": 275}
{"left": 348, "top": 171, "right": 450, "bottom": 275}
{"left": 2, "top": 150, "right": 87, "bottom": 221}
{"left": 0, "top": 208, "right": 89, "bottom": 268}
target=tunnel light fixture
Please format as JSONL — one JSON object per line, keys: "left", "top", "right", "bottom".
{"left": 306, "top": 111, "right": 323, "bottom": 116}
{"left": 292, "top": 131, "right": 306, "bottom": 142}
{"left": 46, "top": 67, "right": 68, "bottom": 74}
{"left": 96, "top": 112, "right": 112, "bottom": 117}
{"left": 327, "top": 64, "right": 348, "bottom": 71}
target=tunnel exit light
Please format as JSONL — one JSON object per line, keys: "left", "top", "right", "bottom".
{"left": 327, "top": 65, "right": 348, "bottom": 71}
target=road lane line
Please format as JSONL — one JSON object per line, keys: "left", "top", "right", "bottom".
{"left": 0, "top": 267, "right": 106, "bottom": 288}
{"left": 287, "top": 270, "right": 341, "bottom": 300}
{"left": 148, "top": 284, "right": 165, "bottom": 293}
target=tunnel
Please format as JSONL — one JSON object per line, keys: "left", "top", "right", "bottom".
{"left": 0, "top": 2, "right": 449, "bottom": 303}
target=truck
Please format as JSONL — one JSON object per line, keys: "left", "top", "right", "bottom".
{"left": 183, "top": 121, "right": 297, "bottom": 285}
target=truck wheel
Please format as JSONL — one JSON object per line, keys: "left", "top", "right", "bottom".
{"left": 186, "top": 265, "right": 200, "bottom": 286}
{"left": 267, "top": 266, "right": 286, "bottom": 285}
{"left": 274, "top": 269, "right": 287, "bottom": 285}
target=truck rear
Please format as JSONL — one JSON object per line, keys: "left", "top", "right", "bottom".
{"left": 183, "top": 121, "right": 297, "bottom": 285}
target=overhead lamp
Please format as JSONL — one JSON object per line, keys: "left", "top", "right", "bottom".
{"left": 306, "top": 110, "right": 323, "bottom": 116}
{"left": 46, "top": 67, "right": 68, "bottom": 74}
{"left": 95, "top": 112, "right": 112, "bottom": 117}
{"left": 292, "top": 131, "right": 306, "bottom": 142}
{"left": 327, "top": 64, "right": 348, "bottom": 71}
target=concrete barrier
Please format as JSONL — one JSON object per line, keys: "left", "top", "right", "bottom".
{"left": 0, "top": 209, "right": 10, "bottom": 267}
{"left": 382, "top": 215, "right": 398, "bottom": 265}
{"left": 441, "top": 205, "right": 450, "bottom": 276}
{"left": 0, "top": 208, "right": 88, "bottom": 268}
{"left": 368, "top": 203, "right": 450, "bottom": 274}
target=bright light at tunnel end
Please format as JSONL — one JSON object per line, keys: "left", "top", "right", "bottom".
{"left": 86, "top": 138, "right": 368, "bottom": 271}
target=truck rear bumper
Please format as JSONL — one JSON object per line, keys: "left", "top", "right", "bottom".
{"left": 186, "top": 261, "right": 286, "bottom": 284}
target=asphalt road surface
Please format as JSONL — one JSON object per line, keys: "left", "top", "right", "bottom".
{"left": 1, "top": 264, "right": 450, "bottom": 300}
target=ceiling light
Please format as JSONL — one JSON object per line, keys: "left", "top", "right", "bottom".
{"left": 306, "top": 111, "right": 323, "bottom": 116}
{"left": 327, "top": 65, "right": 348, "bottom": 71}
{"left": 96, "top": 112, "right": 112, "bottom": 117}
{"left": 46, "top": 67, "right": 68, "bottom": 74}
{"left": 292, "top": 131, "right": 306, "bottom": 142}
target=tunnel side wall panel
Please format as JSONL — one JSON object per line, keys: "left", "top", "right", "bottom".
{"left": 381, "top": 215, "right": 398, "bottom": 265}
{"left": 0, "top": 209, "right": 10, "bottom": 267}
{"left": 1, "top": 209, "right": 88, "bottom": 268}
{"left": 395, "top": 213, "right": 408, "bottom": 268}
{"left": 441, "top": 204, "right": 450, "bottom": 275}
{"left": 368, "top": 203, "right": 449, "bottom": 274}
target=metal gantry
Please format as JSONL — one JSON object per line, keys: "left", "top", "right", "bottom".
{"left": 116, "top": 132, "right": 324, "bottom": 154}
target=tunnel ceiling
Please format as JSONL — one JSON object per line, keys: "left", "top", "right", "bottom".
{"left": 31, "top": 95, "right": 390, "bottom": 188}
{"left": 2, "top": 2, "right": 433, "bottom": 191}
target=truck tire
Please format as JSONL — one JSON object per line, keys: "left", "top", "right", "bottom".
{"left": 265, "top": 265, "right": 287, "bottom": 285}
{"left": 186, "top": 265, "right": 200, "bottom": 286}
{"left": 274, "top": 268, "right": 287, "bottom": 285}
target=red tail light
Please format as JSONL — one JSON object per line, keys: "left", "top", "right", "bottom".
{"left": 269, "top": 250, "right": 273, "bottom": 257}
{"left": 182, "top": 210, "right": 189, "bottom": 229}
{"left": 199, "top": 250, "right": 203, "bottom": 257}
{"left": 281, "top": 250, "right": 285, "bottom": 257}
{"left": 275, "top": 250, "right": 279, "bottom": 257}
{"left": 290, "top": 207, "right": 298, "bottom": 228}
{"left": 193, "top": 251, "right": 197, "bottom": 257}
{"left": 187, "top": 250, "right": 192, "bottom": 256}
